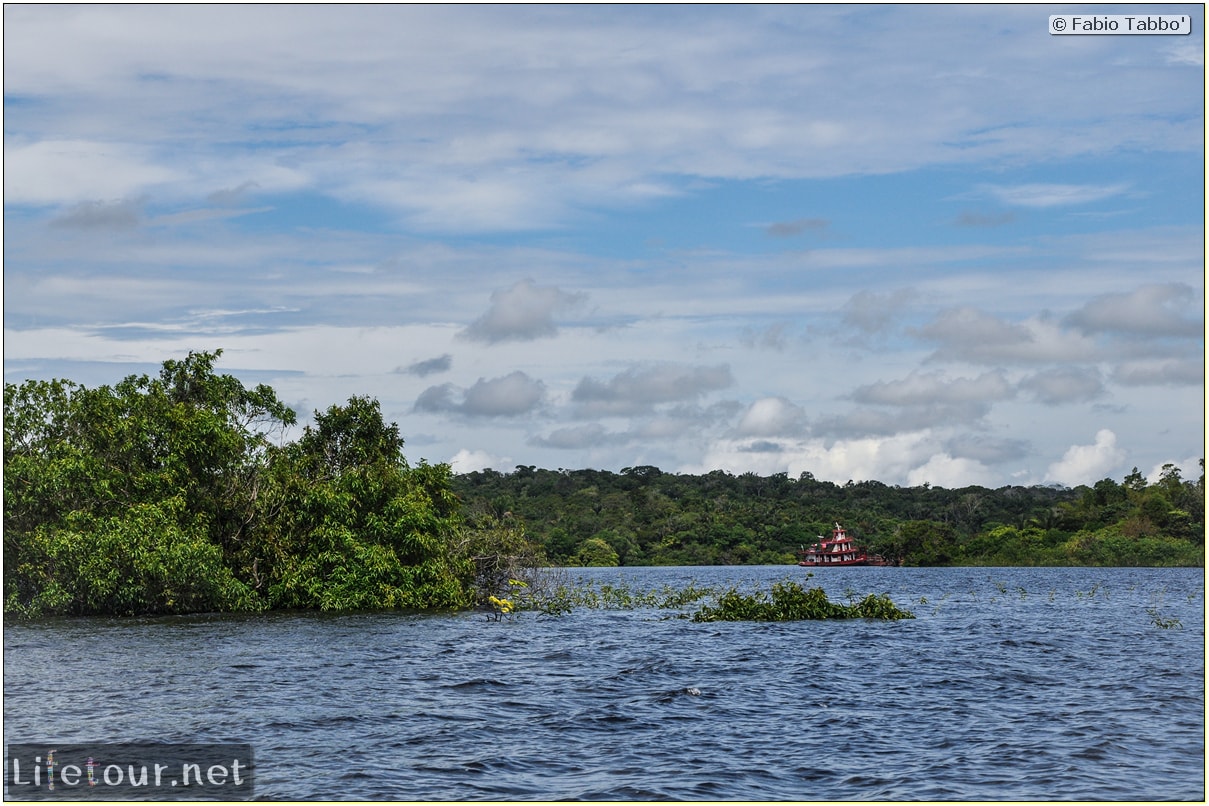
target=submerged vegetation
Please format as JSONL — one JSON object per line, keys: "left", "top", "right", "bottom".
{"left": 477, "top": 574, "right": 914, "bottom": 622}
{"left": 691, "top": 580, "right": 914, "bottom": 622}
{"left": 3, "top": 351, "right": 1202, "bottom": 618}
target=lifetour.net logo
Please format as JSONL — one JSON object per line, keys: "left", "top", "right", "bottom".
{"left": 5, "top": 743, "right": 254, "bottom": 801}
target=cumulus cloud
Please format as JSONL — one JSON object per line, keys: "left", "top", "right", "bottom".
{"left": 1019, "top": 367, "right": 1105, "bottom": 405}
{"left": 449, "top": 448, "right": 511, "bottom": 474}
{"left": 915, "top": 308, "right": 1098, "bottom": 364}
{"left": 1044, "top": 429, "right": 1126, "bottom": 487}
{"left": 688, "top": 432, "right": 936, "bottom": 486}
{"left": 460, "top": 279, "right": 586, "bottom": 343}
{"left": 532, "top": 399, "right": 738, "bottom": 449}
{"left": 907, "top": 453, "right": 997, "bottom": 488}
{"left": 942, "top": 434, "right": 1030, "bottom": 465}
{"left": 840, "top": 288, "right": 916, "bottom": 334}
{"left": 735, "top": 397, "right": 808, "bottom": 437}
{"left": 818, "top": 371, "right": 1012, "bottom": 437}
{"left": 414, "top": 371, "right": 545, "bottom": 417}
{"left": 1146, "top": 457, "right": 1203, "bottom": 484}
{"left": 572, "top": 363, "right": 733, "bottom": 416}
{"left": 1111, "top": 358, "right": 1204, "bottom": 387}
{"left": 915, "top": 306, "right": 1029, "bottom": 349}
{"left": 980, "top": 182, "right": 1129, "bottom": 208}
{"left": 815, "top": 403, "right": 992, "bottom": 438}
{"left": 1065, "top": 283, "right": 1203, "bottom": 339}
{"left": 852, "top": 370, "right": 1012, "bottom": 406}
{"left": 740, "top": 321, "right": 791, "bottom": 351}
{"left": 765, "top": 217, "right": 827, "bottom": 238}
{"left": 462, "top": 372, "right": 546, "bottom": 416}
{"left": 399, "top": 353, "right": 452, "bottom": 377}
{"left": 529, "top": 423, "right": 615, "bottom": 449}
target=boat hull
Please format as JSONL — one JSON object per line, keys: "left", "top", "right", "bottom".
{"left": 796, "top": 523, "right": 895, "bottom": 567}
{"left": 798, "top": 557, "right": 873, "bottom": 567}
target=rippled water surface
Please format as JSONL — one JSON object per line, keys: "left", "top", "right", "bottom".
{"left": 4, "top": 566, "right": 1204, "bottom": 800}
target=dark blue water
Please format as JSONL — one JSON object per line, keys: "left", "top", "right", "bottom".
{"left": 4, "top": 567, "right": 1204, "bottom": 800}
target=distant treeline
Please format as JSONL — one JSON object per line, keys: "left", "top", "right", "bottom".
{"left": 452, "top": 463, "right": 1205, "bottom": 567}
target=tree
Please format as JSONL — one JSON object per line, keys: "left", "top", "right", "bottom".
{"left": 576, "top": 537, "right": 620, "bottom": 567}
{"left": 245, "top": 396, "right": 470, "bottom": 611}
{"left": 4, "top": 350, "right": 296, "bottom": 615}
{"left": 5, "top": 353, "right": 479, "bottom": 616}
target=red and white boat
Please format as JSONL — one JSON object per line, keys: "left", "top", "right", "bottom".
{"left": 797, "top": 523, "right": 890, "bottom": 567}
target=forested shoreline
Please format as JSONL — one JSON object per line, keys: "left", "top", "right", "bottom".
{"left": 453, "top": 461, "right": 1204, "bottom": 568}
{"left": 4, "top": 351, "right": 1203, "bottom": 618}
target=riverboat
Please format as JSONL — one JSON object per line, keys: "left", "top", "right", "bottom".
{"left": 797, "top": 523, "right": 891, "bottom": 567}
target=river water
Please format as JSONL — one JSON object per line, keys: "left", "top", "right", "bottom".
{"left": 3, "top": 566, "right": 1204, "bottom": 801}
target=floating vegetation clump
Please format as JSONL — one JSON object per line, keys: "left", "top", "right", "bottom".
{"left": 1146, "top": 587, "right": 1183, "bottom": 630}
{"left": 483, "top": 576, "right": 914, "bottom": 623}
{"left": 690, "top": 580, "right": 914, "bottom": 622}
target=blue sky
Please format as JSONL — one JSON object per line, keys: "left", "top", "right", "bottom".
{"left": 4, "top": 4, "right": 1204, "bottom": 487}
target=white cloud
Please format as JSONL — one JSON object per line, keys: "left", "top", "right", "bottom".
{"left": 735, "top": 397, "right": 807, "bottom": 437}
{"left": 1066, "top": 283, "right": 1203, "bottom": 339}
{"left": 1044, "top": 429, "right": 1126, "bottom": 487}
{"left": 852, "top": 370, "right": 1012, "bottom": 406}
{"left": 449, "top": 448, "right": 510, "bottom": 474}
{"left": 529, "top": 423, "right": 614, "bottom": 449}
{"left": 572, "top": 363, "right": 733, "bottom": 416}
{"left": 3, "top": 5, "right": 1203, "bottom": 490}
{"left": 416, "top": 371, "right": 546, "bottom": 417}
{"left": 460, "top": 279, "right": 586, "bottom": 343}
{"left": 1019, "top": 367, "right": 1105, "bottom": 405}
{"left": 1112, "top": 358, "right": 1204, "bottom": 387}
{"left": 840, "top": 288, "right": 917, "bottom": 335}
{"left": 4, "top": 140, "right": 182, "bottom": 205}
{"left": 5, "top": 6, "right": 1201, "bottom": 223}
{"left": 980, "top": 183, "right": 1130, "bottom": 208}
{"left": 907, "top": 453, "right": 997, "bottom": 488}
{"left": 915, "top": 308, "right": 1100, "bottom": 365}
{"left": 688, "top": 432, "right": 939, "bottom": 486}
{"left": 1146, "top": 457, "right": 1204, "bottom": 484}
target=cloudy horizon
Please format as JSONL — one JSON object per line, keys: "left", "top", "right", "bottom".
{"left": 4, "top": 4, "right": 1204, "bottom": 488}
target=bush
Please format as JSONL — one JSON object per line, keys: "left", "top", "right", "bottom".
{"left": 691, "top": 580, "right": 913, "bottom": 622}
{"left": 5, "top": 499, "right": 259, "bottom": 617}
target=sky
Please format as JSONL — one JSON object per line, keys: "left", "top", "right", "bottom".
{"left": 3, "top": 4, "right": 1205, "bottom": 489}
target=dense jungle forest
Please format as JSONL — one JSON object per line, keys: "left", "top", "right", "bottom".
{"left": 453, "top": 461, "right": 1205, "bottom": 568}
{"left": 4, "top": 351, "right": 1203, "bottom": 618}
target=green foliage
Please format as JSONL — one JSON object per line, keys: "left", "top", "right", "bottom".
{"left": 240, "top": 397, "right": 472, "bottom": 611}
{"left": 5, "top": 498, "right": 259, "bottom": 616}
{"left": 575, "top": 537, "right": 621, "bottom": 567}
{"left": 4, "top": 352, "right": 472, "bottom": 617}
{"left": 5, "top": 353, "right": 1202, "bottom": 620}
{"left": 691, "top": 579, "right": 914, "bottom": 622}
{"left": 452, "top": 465, "right": 1204, "bottom": 568}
